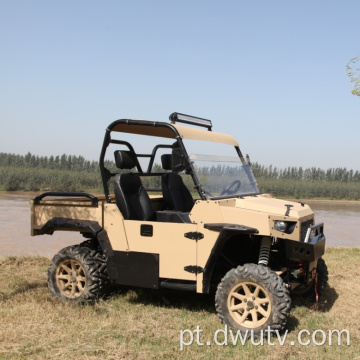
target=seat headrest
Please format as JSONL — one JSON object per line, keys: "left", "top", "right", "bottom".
{"left": 161, "top": 154, "right": 172, "bottom": 171}
{"left": 114, "top": 150, "right": 137, "bottom": 170}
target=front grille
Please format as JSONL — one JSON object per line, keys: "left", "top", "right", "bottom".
{"left": 300, "top": 219, "right": 314, "bottom": 242}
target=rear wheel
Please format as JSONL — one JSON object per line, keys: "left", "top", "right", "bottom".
{"left": 215, "top": 264, "right": 291, "bottom": 336}
{"left": 48, "top": 243, "right": 108, "bottom": 303}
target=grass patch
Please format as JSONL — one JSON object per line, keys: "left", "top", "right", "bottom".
{"left": 0, "top": 249, "right": 359, "bottom": 359}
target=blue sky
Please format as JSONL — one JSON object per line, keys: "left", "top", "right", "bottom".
{"left": 1, "top": 0, "right": 359, "bottom": 170}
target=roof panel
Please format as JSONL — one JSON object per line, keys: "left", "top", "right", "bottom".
{"left": 173, "top": 124, "right": 239, "bottom": 146}
{"left": 108, "top": 119, "right": 239, "bottom": 146}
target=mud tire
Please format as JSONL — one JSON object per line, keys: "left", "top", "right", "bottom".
{"left": 48, "top": 243, "right": 109, "bottom": 303}
{"left": 215, "top": 263, "right": 291, "bottom": 337}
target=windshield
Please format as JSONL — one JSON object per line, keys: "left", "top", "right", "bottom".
{"left": 184, "top": 140, "right": 259, "bottom": 199}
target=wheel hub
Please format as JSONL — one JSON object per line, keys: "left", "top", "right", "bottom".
{"left": 227, "top": 281, "right": 272, "bottom": 329}
{"left": 247, "top": 300, "right": 254, "bottom": 309}
{"left": 55, "top": 259, "right": 86, "bottom": 299}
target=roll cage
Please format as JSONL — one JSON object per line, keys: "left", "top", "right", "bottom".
{"left": 99, "top": 113, "right": 254, "bottom": 203}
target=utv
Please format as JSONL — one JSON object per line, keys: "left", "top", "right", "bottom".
{"left": 30, "top": 112, "right": 327, "bottom": 336}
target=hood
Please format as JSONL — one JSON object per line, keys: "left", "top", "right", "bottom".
{"left": 219, "top": 195, "right": 314, "bottom": 219}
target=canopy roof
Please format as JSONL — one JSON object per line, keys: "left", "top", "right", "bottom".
{"left": 108, "top": 120, "right": 239, "bottom": 146}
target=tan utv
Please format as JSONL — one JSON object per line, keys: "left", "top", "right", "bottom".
{"left": 30, "top": 112, "right": 327, "bottom": 336}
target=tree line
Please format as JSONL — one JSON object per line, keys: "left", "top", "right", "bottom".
{"left": 0, "top": 152, "right": 116, "bottom": 172}
{"left": 251, "top": 162, "right": 360, "bottom": 183}
{"left": 0, "top": 152, "right": 359, "bottom": 199}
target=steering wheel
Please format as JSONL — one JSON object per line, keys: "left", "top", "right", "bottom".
{"left": 204, "top": 190, "right": 212, "bottom": 197}
{"left": 220, "top": 180, "right": 241, "bottom": 196}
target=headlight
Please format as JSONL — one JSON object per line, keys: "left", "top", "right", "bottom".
{"left": 274, "top": 221, "right": 288, "bottom": 232}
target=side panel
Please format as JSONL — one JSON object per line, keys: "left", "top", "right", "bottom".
{"left": 108, "top": 251, "right": 159, "bottom": 289}
{"left": 189, "top": 200, "right": 227, "bottom": 293}
{"left": 196, "top": 226, "right": 221, "bottom": 292}
{"left": 220, "top": 206, "right": 270, "bottom": 235}
{"left": 103, "top": 203, "right": 129, "bottom": 251}
{"left": 189, "top": 200, "right": 225, "bottom": 224}
{"left": 123, "top": 220, "right": 198, "bottom": 281}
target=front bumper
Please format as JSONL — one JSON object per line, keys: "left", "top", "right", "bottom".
{"left": 285, "top": 222, "right": 326, "bottom": 262}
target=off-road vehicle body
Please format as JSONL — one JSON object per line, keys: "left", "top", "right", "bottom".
{"left": 30, "top": 112, "right": 327, "bottom": 335}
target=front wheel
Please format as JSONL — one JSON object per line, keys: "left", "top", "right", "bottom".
{"left": 215, "top": 264, "right": 291, "bottom": 336}
{"left": 48, "top": 244, "right": 108, "bottom": 303}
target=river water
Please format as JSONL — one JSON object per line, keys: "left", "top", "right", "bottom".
{"left": 0, "top": 193, "right": 359, "bottom": 257}
{"left": 0, "top": 193, "right": 82, "bottom": 257}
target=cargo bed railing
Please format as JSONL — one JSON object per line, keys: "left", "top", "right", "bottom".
{"left": 33, "top": 192, "right": 99, "bottom": 205}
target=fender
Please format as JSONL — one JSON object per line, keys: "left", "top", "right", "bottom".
{"left": 40, "top": 217, "right": 114, "bottom": 257}
{"left": 202, "top": 223, "right": 259, "bottom": 293}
